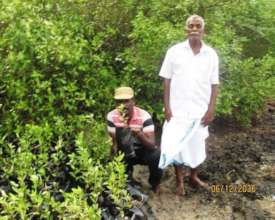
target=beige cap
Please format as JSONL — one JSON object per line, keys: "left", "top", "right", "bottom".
{"left": 114, "top": 87, "right": 134, "bottom": 100}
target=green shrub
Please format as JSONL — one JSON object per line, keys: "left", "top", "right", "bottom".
{"left": 0, "top": 0, "right": 275, "bottom": 217}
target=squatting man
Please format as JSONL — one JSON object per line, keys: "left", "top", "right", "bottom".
{"left": 107, "top": 87, "right": 163, "bottom": 193}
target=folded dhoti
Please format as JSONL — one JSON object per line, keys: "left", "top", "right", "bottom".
{"left": 158, "top": 117, "right": 209, "bottom": 169}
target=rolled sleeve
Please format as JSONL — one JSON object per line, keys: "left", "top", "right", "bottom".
{"left": 159, "top": 49, "right": 173, "bottom": 79}
{"left": 107, "top": 112, "right": 116, "bottom": 134}
{"left": 210, "top": 51, "right": 219, "bottom": 85}
{"left": 142, "top": 116, "right": 155, "bottom": 133}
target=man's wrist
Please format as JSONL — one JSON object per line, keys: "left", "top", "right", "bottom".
{"left": 135, "top": 129, "right": 143, "bottom": 137}
{"left": 164, "top": 105, "right": 170, "bottom": 111}
{"left": 131, "top": 128, "right": 142, "bottom": 137}
{"left": 207, "top": 105, "right": 215, "bottom": 113}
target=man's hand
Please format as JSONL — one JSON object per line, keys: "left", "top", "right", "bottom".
{"left": 130, "top": 127, "right": 142, "bottom": 137}
{"left": 109, "top": 133, "right": 118, "bottom": 156}
{"left": 202, "top": 85, "right": 219, "bottom": 126}
{"left": 130, "top": 127, "right": 156, "bottom": 149}
{"left": 201, "top": 108, "right": 214, "bottom": 127}
{"left": 165, "top": 107, "right": 173, "bottom": 122}
{"left": 111, "top": 147, "right": 117, "bottom": 156}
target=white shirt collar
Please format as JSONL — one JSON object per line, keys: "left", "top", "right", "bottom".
{"left": 182, "top": 40, "right": 208, "bottom": 53}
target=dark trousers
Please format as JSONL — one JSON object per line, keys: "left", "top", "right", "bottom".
{"left": 125, "top": 147, "right": 163, "bottom": 189}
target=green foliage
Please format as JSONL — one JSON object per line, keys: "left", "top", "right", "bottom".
{"left": 52, "top": 187, "right": 101, "bottom": 219}
{"left": 68, "top": 130, "right": 130, "bottom": 211}
{"left": 105, "top": 154, "right": 132, "bottom": 210}
{"left": 0, "top": 176, "right": 102, "bottom": 219}
{"left": 217, "top": 55, "right": 275, "bottom": 125}
{"left": 0, "top": 0, "right": 274, "bottom": 127}
{"left": 0, "top": 117, "right": 129, "bottom": 218}
{"left": 0, "top": 175, "right": 54, "bottom": 219}
{"left": 121, "top": 0, "right": 275, "bottom": 126}
{"left": 0, "top": 0, "right": 275, "bottom": 217}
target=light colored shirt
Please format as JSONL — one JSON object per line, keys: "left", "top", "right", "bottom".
{"left": 159, "top": 40, "right": 219, "bottom": 118}
{"left": 107, "top": 106, "right": 154, "bottom": 134}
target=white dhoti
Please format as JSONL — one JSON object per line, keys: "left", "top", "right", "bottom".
{"left": 158, "top": 117, "right": 209, "bottom": 169}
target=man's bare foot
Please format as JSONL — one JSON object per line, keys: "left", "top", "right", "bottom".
{"left": 189, "top": 176, "right": 209, "bottom": 190}
{"left": 152, "top": 184, "right": 161, "bottom": 195}
{"left": 176, "top": 182, "right": 186, "bottom": 196}
{"left": 175, "top": 165, "right": 185, "bottom": 196}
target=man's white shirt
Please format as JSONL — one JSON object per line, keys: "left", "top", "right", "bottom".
{"left": 159, "top": 40, "right": 219, "bottom": 119}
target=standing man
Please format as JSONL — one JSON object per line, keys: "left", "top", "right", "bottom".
{"left": 107, "top": 87, "right": 162, "bottom": 193}
{"left": 159, "top": 15, "right": 219, "bottom": 195}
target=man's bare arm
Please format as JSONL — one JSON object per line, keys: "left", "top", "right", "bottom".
{"left": 201, "top": 84, "right": 219, "bottom": 126}
{"left": 163, "top": 78, "right": 172, "bottom": 121}
{"left": 108, "top": 132, "right": 118, "bottom": 154}
{"left": 131, "top": 129, "right": 156, "bottom": 149}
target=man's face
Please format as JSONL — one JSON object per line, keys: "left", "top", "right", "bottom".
{"left": 186, "top": 18, "right": 204, "bottom": 40}
{"left": 116, "top": 99, "right": 134, "bottom": 118}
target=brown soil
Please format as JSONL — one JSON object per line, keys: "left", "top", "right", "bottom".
{"left": 133, "top": 104, "right": 275, "bottom": 220}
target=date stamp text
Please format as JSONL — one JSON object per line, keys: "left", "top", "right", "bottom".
{"left": 210, "top": 184, "right": 256, "bottom": 193}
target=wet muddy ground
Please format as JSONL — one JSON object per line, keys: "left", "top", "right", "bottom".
{"left": 133, "top": 104, "right": 275, "bottom": 220}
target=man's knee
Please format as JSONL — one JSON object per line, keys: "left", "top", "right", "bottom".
{"left": 149, "top": 148, "right": 161, "bottom": 163}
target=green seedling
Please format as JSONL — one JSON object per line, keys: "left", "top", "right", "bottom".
{"left": 117, "top": 104, "right": 129, "bottom": 124}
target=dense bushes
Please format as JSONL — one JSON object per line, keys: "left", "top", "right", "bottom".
{"left": 0, "top": 1, "right": 132, "bottom": 218}
{"left": 0, "top": 117, "right": 130, "bottom": 218}
{"left": 122, "top": 0, "right": 275, "bottom": 125}
{"left": 1, "top": 0, "right": 274, "bottom": 127}
{"left": 0, "top": 0, "right": 274, "bottom": 218}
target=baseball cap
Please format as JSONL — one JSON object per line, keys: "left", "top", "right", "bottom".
{"left": 114, "top": 87, "right": 134, "bottom": 100}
